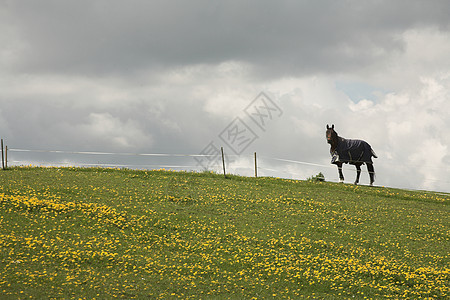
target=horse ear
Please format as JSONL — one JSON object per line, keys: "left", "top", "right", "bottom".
{"left": 332, "top": 124, "right": 334, "bottom": 129}
{"left": 326, "top": 124, "right": 330, "bottom": 129}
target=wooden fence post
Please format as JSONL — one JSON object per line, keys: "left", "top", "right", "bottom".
{"left": 221, "top": 147, "right": 226, "bottom": 178}
{"left": 1, "top": 139, "right": 4, "bottom": 170}
{"left": 254, "top": 152, "right": 257, "bottom": 178}
{"left": 5, "top": 145, "right": 7, "bottom": 169}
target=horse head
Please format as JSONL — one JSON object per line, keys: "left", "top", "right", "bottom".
{"left": 326, "top": 124, "right": 338, "bottom": 145}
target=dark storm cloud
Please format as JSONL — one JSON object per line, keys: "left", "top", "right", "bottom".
{"left": 4, "top": 0, "right": 450, "bottom": 78}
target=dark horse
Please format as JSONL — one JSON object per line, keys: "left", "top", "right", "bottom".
{"left": 326, "top": 124, "right": 377, "bottom": 185}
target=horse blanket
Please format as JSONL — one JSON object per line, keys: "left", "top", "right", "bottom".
{"left": 331, "top": 137, "right": 375, "bottom": 165}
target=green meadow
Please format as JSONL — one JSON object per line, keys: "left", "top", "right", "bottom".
{"left": 0, "top": 167, "right": 448, "bottom": 299}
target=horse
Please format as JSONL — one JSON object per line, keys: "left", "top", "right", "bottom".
{"left": 326, "top": 124, "right": 377, "bottom": 185}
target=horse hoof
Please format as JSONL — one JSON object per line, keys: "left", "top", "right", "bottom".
{"left": 339, "top": 180, "right": 344, "bottom": 183}
{"left": 354, "top": 182, "right": 358, "bottom": 185}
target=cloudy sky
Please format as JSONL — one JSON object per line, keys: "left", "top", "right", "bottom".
{"left": 1, "top": 0, "right": 449, "bottom": 192}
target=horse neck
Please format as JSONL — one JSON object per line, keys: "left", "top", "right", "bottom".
{"left": 330, "top": 136, "right": 339, "bottom": 152}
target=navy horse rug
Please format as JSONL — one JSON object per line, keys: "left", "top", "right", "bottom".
{"left": 331, "top": 137, "right": 377, "bottom": 165}
{"left": 326, "top": 124, "right": 377, "bottom": 185}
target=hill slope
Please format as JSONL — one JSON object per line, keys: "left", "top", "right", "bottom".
{"left": 0, "top": 167, "right": 448, "bottom": 299}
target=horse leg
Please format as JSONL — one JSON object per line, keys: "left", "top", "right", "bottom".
{"left": 367, "top": 163, "right": 375, "bottom": 186}
{"left": 354, "top": 163, "right": 362, "bottom": 185}
{"left": 337, "top": 162, "right": 344, "bottom": 183}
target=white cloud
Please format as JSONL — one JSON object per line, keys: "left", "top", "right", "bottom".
{"left": 83, "top": 113, "right": 146, "bottom": 148}
{"left": 340, "top": 74, "right": 450, "bottom": 191}
{"left": 349, "top": 99, "right": 375, "bottom": 112}
{"left": 227, "top": 72, "right": 450, "bottom": 192}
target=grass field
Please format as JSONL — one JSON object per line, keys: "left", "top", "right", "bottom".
{"left": 0, "top": 167, "right": 448, "bottom": 299}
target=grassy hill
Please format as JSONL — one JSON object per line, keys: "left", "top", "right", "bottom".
{"left": 0, "top": 167, "right": 448, "bottom": 299}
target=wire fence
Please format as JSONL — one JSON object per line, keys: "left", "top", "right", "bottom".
{"left": 3, "top": 146, "right": 450, "bottom": 193}
{"left": 4, "top": 147, "right": 348, "bottom": 176}
{"left": 6, "top": 148, "right": 211, "bottom": 171}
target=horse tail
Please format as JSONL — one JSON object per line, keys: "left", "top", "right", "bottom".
{"left": 371, "top": 148, "right": 378, "bottom": 158}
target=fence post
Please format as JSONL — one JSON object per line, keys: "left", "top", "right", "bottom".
{"left": 221, "top": 147, "right": 226, "bottom": 178}
{"left": 5, "top": 145, "right": 7, "bottom": 169}
{"left": 254, "top": 152, "right": 257, "bottom": 178}
{"left": 1, "top": 139, "right": 4, "bottom": 170}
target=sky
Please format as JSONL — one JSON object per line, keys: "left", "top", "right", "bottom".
{"left": 1, "top": 0, "right": 450, "bottom": 192}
